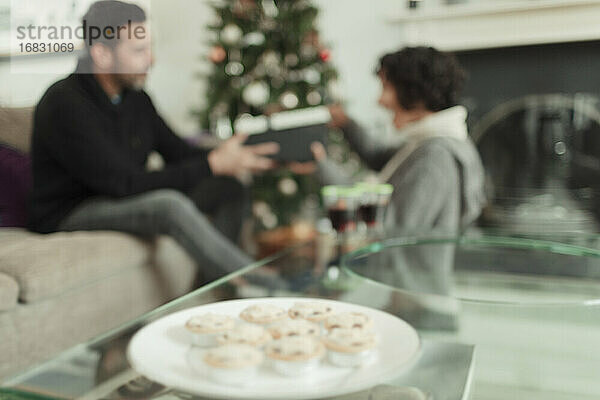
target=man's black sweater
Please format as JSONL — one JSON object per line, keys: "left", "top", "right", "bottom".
{"left": 28, "top": 63, "right": 213, "bottom": 233}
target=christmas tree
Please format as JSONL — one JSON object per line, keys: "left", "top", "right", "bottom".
{"left": 199, "top": 0, "right": 355, "bottom": 229}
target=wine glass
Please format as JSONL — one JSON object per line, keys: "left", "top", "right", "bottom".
{"left": 357, "top": 183, "right": 394, "bottom": 237}
{"left": 320, "top": 185, "right": 361, "bottom": 277}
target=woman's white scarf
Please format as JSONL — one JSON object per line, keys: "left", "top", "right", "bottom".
{"left": 378, "top": 105, "right": 469, "bottom": 183}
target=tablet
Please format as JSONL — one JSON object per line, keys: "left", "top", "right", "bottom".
{"left": 237, "top": 106, "right": 330, "bottom": 163}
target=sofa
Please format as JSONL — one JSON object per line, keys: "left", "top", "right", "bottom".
{"left": 0, "top": 107, "right": 197, "bottom": 380}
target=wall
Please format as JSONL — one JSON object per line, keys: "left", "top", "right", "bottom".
{"left": 0, "top": 0, "right": 402, "bottom": 135}
{"left": 313, "top": 0, "right": 402, "bottom": 131}
{"left": 144, "top": 0, "right": 212, "bottom": 135}
{"left": 0, "top": 57, "right": 78, "bottom": 107}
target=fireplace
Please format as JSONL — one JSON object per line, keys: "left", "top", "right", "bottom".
{"left": 455, "top": 40, "right": 600, "bottom": 233}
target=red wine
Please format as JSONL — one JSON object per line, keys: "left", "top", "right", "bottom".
{"left": 358, "top": 204, "right": 377, "bottom": 225}
{"left": 359, "top": 204, "right": 386, "bottom": 226}
{"left": 328, "top": 208, "right": 356, "bottom": 232}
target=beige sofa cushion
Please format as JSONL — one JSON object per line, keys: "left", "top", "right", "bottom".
{"left": 0, "top": 228, "right": 32, "bottom": 245}
{"left": 0, "top": 273, "right": 18, "bottom": 311}
{"left": 0, "top": 230, "right": 150, "bottom": 303}
{"left": 0, "top": 107, "right": 33, "bottom": 153}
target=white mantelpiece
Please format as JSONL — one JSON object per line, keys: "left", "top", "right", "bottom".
{"left": 393, "top": 0, "right": 600, "bottom": 51}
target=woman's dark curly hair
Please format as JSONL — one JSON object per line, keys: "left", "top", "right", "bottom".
{"left": 377, "top": 47, "right": 467, "bottom": 112}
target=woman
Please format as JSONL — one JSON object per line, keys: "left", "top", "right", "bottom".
{"left": 309, "top": 48, "right": 486, "bottom": 325}
{"left": 313, "top": 46, "right": 486, "bottom": 234}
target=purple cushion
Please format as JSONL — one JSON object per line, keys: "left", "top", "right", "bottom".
{"left": 0, "top": 145, "right": 32, "bottom": 227}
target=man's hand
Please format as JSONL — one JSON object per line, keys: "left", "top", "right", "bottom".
{"left": 208, "top": 134, "right": 279, "bottom": 177}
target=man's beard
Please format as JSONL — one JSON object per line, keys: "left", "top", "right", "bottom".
{"left": 129, "top": 75, "right": 147, "bottom": 91}
{"left": 116, "top": 73, "right": 147, "bottom": 91}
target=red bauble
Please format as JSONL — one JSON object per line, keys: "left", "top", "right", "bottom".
{"left": 319, "top": 49, "right": 331, "bottom": 62}
{"left": 209, "top": 46, "right": 227, "bottom": 64}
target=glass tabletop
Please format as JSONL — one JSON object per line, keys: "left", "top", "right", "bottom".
{"left": 0, "top": 235, "right": 474, "bottom": 400}
{"left": 342, "top": 233, "right": 600, "bottom": 400}
{"left": 4, "top": 229, "right": 600, "bottom": 400}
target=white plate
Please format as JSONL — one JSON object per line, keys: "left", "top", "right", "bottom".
{"left": 127, "top": 297, "right": 421, "bottom": 400}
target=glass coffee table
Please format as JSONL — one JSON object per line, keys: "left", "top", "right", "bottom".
{"left": 342, "top": 232, "right": 600, "bottom": 400}
{"left": 5, "top": 230, "right": 600, "bottom": 399}
{"left": 0, "top": 238, "right": 474, "bottom": 400}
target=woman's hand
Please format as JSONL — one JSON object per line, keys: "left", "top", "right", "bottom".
{"left": 311, "top": 141, "right": 327, "bottom": 162}
{"left": 328, "top": 104, "right": 350, "bottom": 129}
{"left": 287, "top": 142, "right": 328, "bottom": 175}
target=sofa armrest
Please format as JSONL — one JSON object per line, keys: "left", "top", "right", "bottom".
{"left": 0, "top": 107, "right": 33, "bottom": 154}
{"left": 0, "top": 230, "right": 150, "bottom": 303}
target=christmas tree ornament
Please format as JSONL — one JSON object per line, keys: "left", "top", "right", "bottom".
{"left": 254, "top": 200, "right": 277, "bottom": 229}
{"left": 242, "top": 80, "right": 270, "bottom": 106}
{"left": 284, "top": 53, "right": 299, "bottom": 67}
{"left": 233, "top": 0, "right": 258, "bottom": 18}
{"left": 225, "top": 61, "right": 244, "bottom": 76}
{"left": 243, "top": 31, "right": 266, "bottom": 47}
{"left": 214, "top": 116, "right": 233, "bottom": 139}
{"left": 306, "top": 90, "right": 322, "bottom": 106}
{"left": 300, "top": 44, "right": 317, "bottom": 59}
{"left": 319, "top": 49, "right": 331, "bottom": 62}
{"left": 262, "top": 212, "right": 278, "bottom": 229}
{"left": 327, "top": 79, "right": 343, "bottom": 102}
{"left": 260, "top": 50, "right": 281, "bottom": 77}
{"left": 261, "top": 51, "right": 281, "bottom": 76}
{"left": 221, "top": 24, "right": 243, "bottom": 45}
{"left": 287, "top": 70, "right": 302, "bottom": 82}
{"left": 261, "top": 0, "right": 279, "bottom": 17}
{"left": 280, "top": 91, "right": 299, "bottom": 109}
{"left": 278, "top": 177, "right": 298, "bottom": 196}
{"left": 253, "top": 201, "right": 270, "bottom": 218}
{"left": 303, "top": 68, "right": 321, "bottom": 84}
{"left": 261, "top": 51, "right": 279, "bottom": 67}
{"left": 208, "top": 46, "right": 227, "bottom": 63}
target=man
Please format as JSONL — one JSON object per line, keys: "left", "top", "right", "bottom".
{"left": 28, "top": 0, "right": 279, "bottom": 283}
